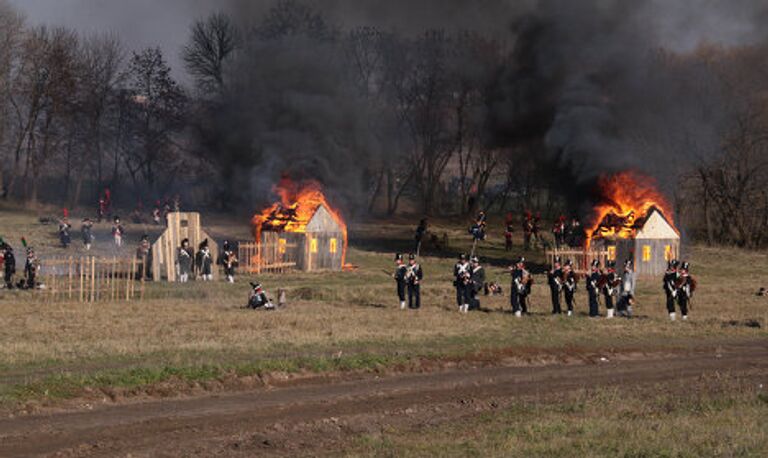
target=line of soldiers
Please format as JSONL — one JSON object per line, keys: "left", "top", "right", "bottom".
{"left": 453, "top": 254, "right": 485, "bottom": 313}
{"left": 174, "top": 238, "right": 239, "bottom": 283}
{"left": 56, "top": 215, "right": 118, "bottom": 251}
{"left": 393, "top": 253, "right": 424, "bottom": 309}
{"left": 392, "top": 252, "right": 697, "bottom": 320}
{"left": 546, "top": 257, "right": 696, "bottom": 319}
{"left": 663, "top": 260, "right": 696, "bottom": 321}
{"left": 0, "top": 241, "right": 41, "bottom": 290}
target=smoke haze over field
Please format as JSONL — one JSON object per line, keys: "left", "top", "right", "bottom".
{"left": 7, "top": 0, "right": 768, "bottom": 224}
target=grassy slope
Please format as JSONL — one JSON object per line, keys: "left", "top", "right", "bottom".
{"left": 346, "top": 376, "right": 768, "bottom": 457}
{"left": 0, "top": 207, "right": 766, "bottom": 406}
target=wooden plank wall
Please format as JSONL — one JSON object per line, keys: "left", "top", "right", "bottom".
{"left": 151, "top": 212, "right": 218, "bottom": 281}
{"left": 634, "top": 239, "right": 679, "bottom": 277}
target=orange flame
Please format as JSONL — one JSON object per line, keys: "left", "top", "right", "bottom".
{"left": 251, "top": 177, "right": 348, "bottom": 265}
{"left": 586, "top": 171, "right": 674, "bottom": 248}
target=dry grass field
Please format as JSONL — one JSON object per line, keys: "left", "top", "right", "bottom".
{"left": 0, "top": 204, "right": 767, "bottom": 455}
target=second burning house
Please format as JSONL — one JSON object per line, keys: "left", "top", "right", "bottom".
{"left": 590, "top": 207, "right": 680, "bottom": 277}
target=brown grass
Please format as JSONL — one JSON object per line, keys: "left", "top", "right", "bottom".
{"left": 0, "top": 211, "right": 766, "bottom": 387}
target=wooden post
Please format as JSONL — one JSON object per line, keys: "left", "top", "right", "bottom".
{"left": 79, "top": 257, "right": 84, "bottom": 303}
{"left": 130, "top": 256, "right": 136, "bottom": 301}
{"left": 90, "top": 256, "right": 96, "bottom": 303}
{"left": 68, "top": 257, "right": 73, "bottom": 301}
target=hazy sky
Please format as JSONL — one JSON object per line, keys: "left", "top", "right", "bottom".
{"left": 8, "top": 0, "right": 221, "bottom": 79}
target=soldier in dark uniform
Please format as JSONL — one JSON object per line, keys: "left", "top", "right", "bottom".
{"left": 601, "top": 261, "right": 620, "bottom": 319}
{"left": 510, "top": 257, "right": 530, "bottom": 317}
{"left": 81, "top": 218, "right": 94, "bottom": 251}
{"left": 97, "top": 196, "right": 106, "bottom": 222}
{"left": 112, "top": 216, "right": 125, "bottom": 248}
{"left": 567, "top": 217, "right": 583, "bottom": 247}
{"left": 58, "top": 217, "right": 72, "bottom": 248}
{"left": 23, "top": 247, "right": 40, "bottom": 289}
{"left": 136, "top": 235, "right": 152, "bottom": 281}
{"left": 219, "top": 240, "right": 238, "bottom": 283}
{"left": 675, "top": 262, "right": 696, "bottom": 321}
{"left": 248, "top": 283, "right": 275, "bottom": 310}
{"left": 562, "top": 259, "right": 578, "bottom": 316}
{"left": 196, "top": 239, "right": 213, "bottom": 281}
{"left": 547, "top": 256, "right": 563, "bottom": 314}
{"left": 177, "top": 238, "right": 194, "bottom": 283}
{"left": 663, "top": 259, "right": 680, "bottom": 321}
{"left": 152, "top": 202, "right": 162, "bottom": 225}
{"left": 405, "top": 254, "right": 423, "bottom": 309}
{"left": 469, "top": 211, "right": 487, "bottom": 241}
{"left": 414, "top": 219, "right": 428, "bottom": 255}
{"left": 1, "top": 243, "right": 15, "bottom": 289}
{"left": 453, "top": 254, "right": 470, "bottom": 313}
{"left": 587, "top": 259, "right": 601, "bottom": 317}
{"left": 393, "top": 253, "right": 408, "bottom": 309}
{"left": 467, "top": 256, "right": 485, "bottom": 312}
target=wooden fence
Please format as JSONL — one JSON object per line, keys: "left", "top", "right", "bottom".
{"left": 238, "top": 241, "right": 298, "bottom": 274}
{"left": 39, "top": 256, "right": 144, "bottom": 303}
{"left": 545, "top": 249, "right": 609, "bottom": 275}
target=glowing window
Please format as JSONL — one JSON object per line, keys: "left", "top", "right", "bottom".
{"left": 607, "top": 246, "right": 616, "bottom": 261}
{"left": 329, "top": 238, "right": 338, "bottom": 254}
{"left": 664, "top": 245, "right": 672, "bottom": 261}
{"left": 642, "top": 245, "right": 651, "bottom": 262}
{"left": 310, "top": 238, "right": 318, "bottom": 254}
{"left": 278, "top": 238, "right": 286, "bottom": 254}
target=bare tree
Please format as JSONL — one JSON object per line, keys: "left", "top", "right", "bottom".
{"left": 69, "top": 33, "right": 124, "bottom": 206}
{"left": 123, "top": 47, "right": 186, "bottom": 196}
{"left": 11, "top": 27, "right": 79, "bottom": 205}
{"left": 0, "top": 0, "right": 24, "bottom": 195}
{"left": 182, "top": 12, "right": 239, "bottom": 94}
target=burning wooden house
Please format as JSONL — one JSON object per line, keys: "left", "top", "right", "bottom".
{"left": 249, "top": 180, "right": 347, "bottom": 272}
{"left": 587, "top": 172, "right": 680, "bottom": 277}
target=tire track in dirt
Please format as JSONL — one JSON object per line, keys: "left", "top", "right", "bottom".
{"left": 0, "top": 341, "right": 766, "bottom": 457}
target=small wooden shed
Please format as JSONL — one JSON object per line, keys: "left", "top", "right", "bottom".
{"left": 151, "top": 212, "right": 218, "bottom": 281}
{"left": 260, "top": 204, "right": 345, "bottom": 272}
{"left": 591, "top": 208, "right": 679, "bottom": 277}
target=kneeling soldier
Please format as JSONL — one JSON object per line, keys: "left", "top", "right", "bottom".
{"left": 248, "top": 282, "right": 275, "bottom": 310}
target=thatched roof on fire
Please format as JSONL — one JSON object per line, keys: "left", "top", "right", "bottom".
{"left": 594, "top": 206, "right": 679, "bottom": 240}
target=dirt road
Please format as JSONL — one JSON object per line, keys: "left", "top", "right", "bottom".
{"left": 1, "top": 341, "right": 766, "bottom": 457}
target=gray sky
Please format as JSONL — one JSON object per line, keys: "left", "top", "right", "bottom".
{"left": 9, "top": 0, "right": 221, "bottom": 80}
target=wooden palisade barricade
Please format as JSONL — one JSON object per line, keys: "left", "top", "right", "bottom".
{"left": 39, "top": 256, "right": 144, "bottom": 303}
{"left": 238, "top": 241, "right": 298, "bottom": 274}
{"left": 545, "top": 249, "right": 609, "bottom": 275}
